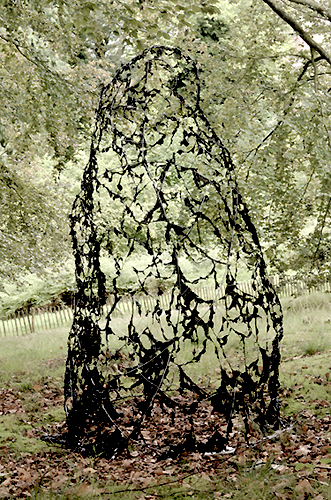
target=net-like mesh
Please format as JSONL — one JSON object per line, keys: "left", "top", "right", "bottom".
{"left": 64, "top": 46, "right": 283, "bottom": 458}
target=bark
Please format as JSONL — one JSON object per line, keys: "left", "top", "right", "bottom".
{"left": 286, "top": 0, "right": 331, "bottom": 22}
{"left": 262, "top": 0, "right": 331, "bottom": 67}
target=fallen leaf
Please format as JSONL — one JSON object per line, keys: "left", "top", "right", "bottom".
{"left": 0, "top": 488, "right": 10, "bottom": 499}
{"left": 271, "top": 464, "right": 286, "bottom": 472}
{"left": 51, "top": 475, "right": 69, "bottom": 490}
{"left": 295, "top": 479, "right": 315, "bottom": 498}
{"left": 122, "top": 459, "right": 133, "bottom": 470}
{"left": 75, "top": 483, "right": 104, "bottom": 497}
{"left": 200, "top": 471, "right": 212, "bottom": 481}
{"left": 295, "top": 445, "right": 310, "bottom": 457}
{"left": 0, "top": 479, "right": 11, "bottom": 488}
{"left": 140, "top": 476, "right": 153, "bottom": 488}
{"left": 82, "top": 467, "right": 97, "bottom": 474}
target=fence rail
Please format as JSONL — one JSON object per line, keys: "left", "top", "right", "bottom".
{"left": 1, "top": 277, "right": 331, "bottom": 338}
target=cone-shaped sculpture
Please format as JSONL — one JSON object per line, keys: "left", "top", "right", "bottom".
{"left": 64, "top": 46, "right": 283, "bottom": 458}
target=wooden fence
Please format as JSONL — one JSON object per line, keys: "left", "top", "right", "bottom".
{"left": 270, "top": 276, "right": 331, "bottom": 297}
{"left": 0, "top": 306, "right": 73, "bottom": 338}
{"left": 1, "top": 277, "right": 331, "bottom": 338}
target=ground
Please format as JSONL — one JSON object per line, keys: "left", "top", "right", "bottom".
{"left": 1, "top": 293, "right": 331, "bottom": 498}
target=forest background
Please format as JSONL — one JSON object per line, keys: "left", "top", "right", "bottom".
{"left": 1, "top": 0, "right": 331, "bottom": 315}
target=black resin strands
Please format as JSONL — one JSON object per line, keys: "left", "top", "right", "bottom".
{"left": 64, "top": 46, "right": 283, "bottom": 458}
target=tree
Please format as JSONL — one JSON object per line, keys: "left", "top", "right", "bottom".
{"left": 262, "top": 0, "right": 331, "bottom": 66}
{"left": 0, "top": 160, "right": 73, "bottom": 279}
{"left": 0, "top": 0, "right": 221, "bottom": 280}
{"left": 2, "top": 0, "right": 331, "bottom": 283}
{"left": 0, "top": 0, "right": 221, "bottom": 171}
{"left": 181, "top": 0, "right": 331, "bottom": 280}
{"left": 253, "top": 0, "right": 331, "bottom": 278}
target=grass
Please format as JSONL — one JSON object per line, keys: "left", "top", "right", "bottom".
{"left": 281, "top": 292, "right": 331, "bottom": 358}
{"left": 1, "top": 293, "right": 331, "bottom": 498}
{"left": 280, "top": 351, "right": 331, "bottom": 416}
{"left": 0, "top": 326, "right": 68, "bottom": 459}
{"left": 0, "top": 326, "right": 68, "bottom": 383}
{"left": 278, "top": 292, "right": 331, "bottom": 418}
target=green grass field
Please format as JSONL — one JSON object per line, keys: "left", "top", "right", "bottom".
{"left": 1, "top": 292, "right": 331, "bottom": 499}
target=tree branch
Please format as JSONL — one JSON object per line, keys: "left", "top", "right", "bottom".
{"left": 243, "top": 57, "right": 317, "bottom": 168}
{"left": 0, "top": 33, "right": 77, "bottom": 90}
{"left": 262, "top": 0, "right": 331, "bottom": 67}
{"left": 286, "top": 0, "right": 331, "bottom": 22}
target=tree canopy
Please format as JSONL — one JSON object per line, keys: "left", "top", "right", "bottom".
{"left": 1, "top": 0, "right": 331, "bottom": 286}
{"left": 0, "top": 0, "right": 220, "bottom": 278}
{"left": 193, "top": 0, "right": 331, "bottom": 279}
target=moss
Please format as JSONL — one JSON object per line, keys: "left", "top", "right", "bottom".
{"left": 0, "top": 415, "right": 62, "bottom": 454}
{"left": 280, "top": 352, "right": 331, "bottom": 417}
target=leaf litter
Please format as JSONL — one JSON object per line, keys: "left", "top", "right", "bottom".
{"left": 0, "top": 375, "right": 331, "bottom": 498}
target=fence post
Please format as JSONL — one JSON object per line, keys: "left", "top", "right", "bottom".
{"left": 1, "top": 318, "right": 6, "bottom": 337}
{"left": 13, "top": 315, "right": 19, "bottom": 336}
{"left": 39, "top": 308, "right": 46, "bottom": 331}
{"left": 26, "top": 311, "right": 33, "bottom": 333}
{"left": 31, "top": 309, "right": 35, "bottom": 333}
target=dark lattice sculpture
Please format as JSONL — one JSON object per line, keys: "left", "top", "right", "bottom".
{"left": 64, "top": 46, "right": 283, "bottom": 458}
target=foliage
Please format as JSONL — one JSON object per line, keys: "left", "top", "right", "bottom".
{"left": 2, "top": 0, "right": 331, "bottom": 283}
{"left": 0, "top": 262, "right": 75, "bottom": 317}
{"left": 0, "top": 0, "right": 220, "bottom": 170}
{"left": 262, "top": 0, "right": 331, "bottom": 66}
{"left": 179, "top": 0, "right": 331, "bottom": 278}
{"left": 0, "top": 156, "right": 76, "bottom": 280}
{"left": 0, "top": 254, "right": 211, "bottom": 317}
{"left": 0, "top": 0, "right": 223, "bottom": 282}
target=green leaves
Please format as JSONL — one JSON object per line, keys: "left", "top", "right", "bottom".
{"left": 2, "top": 0, "right": 331, "bottom": 282}
{"left": 188, "top": 0, "right": 331, "bottom": 276}
{"left": 0, "top": 0, "right": 221, "bottom": 173}
{"left": 0, "top": 156, "right": 77, "bottom": 280}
